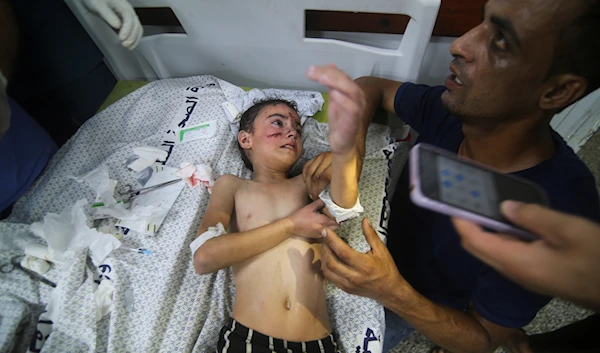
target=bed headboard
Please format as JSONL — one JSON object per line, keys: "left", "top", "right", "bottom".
{"left": 65, "top": 0, "right": 441, "bottom": 90}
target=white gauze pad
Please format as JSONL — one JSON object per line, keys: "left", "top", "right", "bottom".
{"left": 190, "top": 222, "right": 226, "bottom": 256}
{"left": 319, "top": 187, "right": 364, "bottom": 223}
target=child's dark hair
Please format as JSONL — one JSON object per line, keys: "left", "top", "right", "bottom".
{"left": 237, "top": 98, "right": 298, "bottom": 171}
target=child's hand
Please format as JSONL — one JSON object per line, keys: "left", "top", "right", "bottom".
{"left": 287, "top": 199, "right": 339, "bottom": 239}
{"left": 302, "top": 152, "right": 332, "bottom": 200}
{"left": 307, "top": 64, "right": 366, "bottom": 155}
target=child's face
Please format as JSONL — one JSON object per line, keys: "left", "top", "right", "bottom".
{"left": 242, "top": 104, "right": 303, "bottom": 171}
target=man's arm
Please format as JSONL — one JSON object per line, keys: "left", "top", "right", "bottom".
{"left": 384, "top": 288, "right": 514, "bottom": 353}
{"left": 194, "top": 175, "right": 337, "bottom": 274}
{"left": 321, "top": 219, "right": 516, "bottom": 353}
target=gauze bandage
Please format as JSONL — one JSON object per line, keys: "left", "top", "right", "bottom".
{"left": 319, "top": 187, "right": 364, "bottom": 223}
{"left": 190, "top": 222, "right": 226, "bottom": 256}
{"left": 127, "top": 146, "right": 169, "bottom": 172}
{"left": 176, "top": 162, "right": 215, "bottom": 193}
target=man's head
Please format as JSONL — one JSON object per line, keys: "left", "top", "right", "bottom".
{"left": 237, "top": 99, "right": 302, "bottom": 172}
{"left": 441, "top": 0, "right": 600, "bottom": 124}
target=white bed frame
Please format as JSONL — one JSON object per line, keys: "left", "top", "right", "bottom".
{"left": 64, "top": 0, "right": 442, "bottom": 90}
{"left": 65, "top": 0, "right": 599, "bottom": 150}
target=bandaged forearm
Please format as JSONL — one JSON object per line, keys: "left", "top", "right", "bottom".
{"left": 319, "top": 187, "right": 364, "bottom": 223}
{"left": 190, "top": 222, "right": 226, "bottom": 256}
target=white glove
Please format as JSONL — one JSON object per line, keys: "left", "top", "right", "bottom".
{"left": 82, "top": 0, "right": 143, "bottom": 50}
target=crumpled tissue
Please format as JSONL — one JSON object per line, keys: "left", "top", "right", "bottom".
{"left": 94, "top": 279, "right": 115, "bottom": 321}
{"left": 71, "top": 164, "right": 118, "bottom": 208}
{"left": 127, "top": 146, "right": 168, "bottom": 172}
{"left": 30, "top": 199, "right": 121, "bottom": 266}
{"left": 97, "top": 219, "right": 125, "bottom": 240}
{"left": 20, "top": 255, "right": 51, "bottom": 275}
{"left": 176, "top": 162, "right": 214, "bottom": 193}
{"left": 24, "top": 243, "right": 53, "bottom": 262}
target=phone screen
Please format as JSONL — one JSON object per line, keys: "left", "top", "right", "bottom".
{"left": 419, "top": 148, "right": 547, "bottom": 222}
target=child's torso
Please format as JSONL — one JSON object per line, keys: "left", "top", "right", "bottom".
{"left": 231, "top": 176, "right": 332, "bottom": 341}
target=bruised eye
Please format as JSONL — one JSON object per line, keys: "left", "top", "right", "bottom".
{"left": 272, "top": 119, "right": 283, "bottom": 127}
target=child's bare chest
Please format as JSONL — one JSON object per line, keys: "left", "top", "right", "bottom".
{"left": 234, "top": 180, "right": 309, "bottom": 231}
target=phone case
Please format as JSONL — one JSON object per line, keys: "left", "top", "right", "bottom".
{"left": 409, "top": 143, "right": 549, "bottom": 241}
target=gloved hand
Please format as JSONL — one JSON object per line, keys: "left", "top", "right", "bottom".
{"left": 82, "top": 0, "right": 143, "bottom": 50}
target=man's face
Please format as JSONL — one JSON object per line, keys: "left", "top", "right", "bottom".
{"left": 441, "top": 0, "right": 579, "bottom": 123}
{"left": 246, "top": 104, "right": 303, "bottom": 170}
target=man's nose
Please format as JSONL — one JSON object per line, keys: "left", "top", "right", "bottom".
{"left": 449, "top": 25, "right": 479, "bottom": 63}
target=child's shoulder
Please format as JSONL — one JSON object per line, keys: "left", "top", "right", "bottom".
{"left": 290, "top": 174, "right": 306, "bottom": 186}
{"left": 215, "top": 174, "right": 245, "bottom": 188}
{"left": 211, "top": 175, "right": 246, "bottom": 200}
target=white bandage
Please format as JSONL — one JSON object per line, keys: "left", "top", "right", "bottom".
{"left": 319, "top": 187, "right": 364, "bottom": 223}
{"left": 189, "top": 222, "right": 226, "bottom": 256}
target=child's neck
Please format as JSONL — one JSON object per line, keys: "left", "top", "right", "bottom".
{"left": 251, "top": 165, "right": 290, "bottom": 183}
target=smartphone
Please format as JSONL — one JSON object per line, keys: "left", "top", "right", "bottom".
{"left": 409, "top": 143, "right": 549, "bottom": 241}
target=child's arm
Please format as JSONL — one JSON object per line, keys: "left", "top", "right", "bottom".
{"left": 193, "top": 175, "right": 337, "bottom": 274}
{"left": 307, "top": 64, "right": 365, "bottom": 208}
{"left": 330, "top": 146, "right": 360, "bottom": 208}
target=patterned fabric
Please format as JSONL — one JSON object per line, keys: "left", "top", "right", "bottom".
{"left": 0, "top": 75, "right": 409, "bottom": 353}
{"left": 216, "top": 319, "right": 340, "bottom": 353}
{"left": 0, "top": 223, "right": 47, "bottom": 353}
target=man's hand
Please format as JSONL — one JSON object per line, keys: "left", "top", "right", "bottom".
{"left": 286, "top": 199, "right": 339, "bottom": 239}
{"left": 82, "top": 0, "right": 143, "bottom": 49}
{"left": 307, "top": 64, "right": 366, "bottom": 155}
{"left": 302, "top": 152, "right": 332, "bottom": 200}
{"left": 321, "top": 217, "right": 407, "bottom": 303}
{"left": 503, "top": 329, "right": 533, "bottom": 353}
{"left": 453, "top": 200, "right": 600, "bottom": 311}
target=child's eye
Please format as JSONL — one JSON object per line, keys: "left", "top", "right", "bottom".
{"left": 272, "top": 120, "right": 283, "bottom": 126}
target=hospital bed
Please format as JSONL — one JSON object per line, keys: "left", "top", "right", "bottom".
{"left": 0, "top": 1, "right": 441, "bottom": 352}
{"left": 1, "top": 74, "right": 408, "bottom": 353}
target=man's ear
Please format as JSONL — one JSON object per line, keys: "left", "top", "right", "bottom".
{"left": 540, "top": 74, "right": 587, "bottom": 111}
{"left": 238, "top": 130, "right": 252, "bottom": 149}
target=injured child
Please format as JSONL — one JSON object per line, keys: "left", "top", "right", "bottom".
{"left": 190, "top": 87, "right": 364, "bottom": 352}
